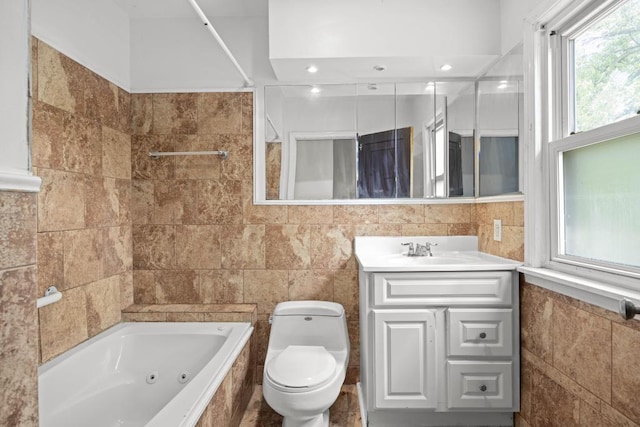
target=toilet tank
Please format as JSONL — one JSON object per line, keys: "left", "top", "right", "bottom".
{"left": 268, "top": 301, "right": 349, "bottom": 353}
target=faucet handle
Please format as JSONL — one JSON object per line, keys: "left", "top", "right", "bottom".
{"left": 401, "top": 242, "right": 415, "bottom": 255}
{"left": 425, "top": 242, "right": 438, "bottom": 249}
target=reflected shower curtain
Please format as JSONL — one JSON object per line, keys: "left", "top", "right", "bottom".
{"left": 357, "top": 127, "right": 413, "bottom": 198}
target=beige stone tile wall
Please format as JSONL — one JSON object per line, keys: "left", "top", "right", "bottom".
{"left": 476, "top": 201, "right": 524, "bottom": 261}
{"left": 129, "top": 91, "right": 497, "bottom": 383}
{"left": 32, "top": 38, "right": 133, "bottom": 363}
{"left": 518, "top": 280, "right": 640, "bottom": 427}
{"left": 0, "top": 192, "right": 39, "bottom": 426}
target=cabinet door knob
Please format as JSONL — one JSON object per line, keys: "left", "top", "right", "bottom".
{"left": 479, "top": 385, "right": 487, "bottom": 392}
{"left": 479, "top": 332, "right": 487, "bottom": 339}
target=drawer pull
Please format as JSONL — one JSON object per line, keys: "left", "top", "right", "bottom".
{"left": 479, "top": 385, "right": 487, "bottom": 392}
{"left": 479, "top": 332, "right": 487, "bottom": 339}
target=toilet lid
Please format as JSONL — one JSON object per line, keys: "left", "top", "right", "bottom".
{"left": 266, "top": 345, "right": 336, "bottom": 389}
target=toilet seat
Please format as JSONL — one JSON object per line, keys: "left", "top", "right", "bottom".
{"left": 266, "top": 345, "right": 337, "bottom": 392}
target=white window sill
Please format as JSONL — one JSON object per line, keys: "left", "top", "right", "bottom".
{"left": 518, "top": 266, "right": 640, "bottom": 317}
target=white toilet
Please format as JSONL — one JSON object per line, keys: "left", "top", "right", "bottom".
{"left": 263, "top": 301, "right": 350, "bottom": 427}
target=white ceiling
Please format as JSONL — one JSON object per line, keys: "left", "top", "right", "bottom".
{"left": 112, "top": 0, "right": 267, "bottom": 19}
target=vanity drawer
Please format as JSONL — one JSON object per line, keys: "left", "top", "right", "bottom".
{"left": 447, "top": 361, "right": 513, "bottom": 409}
{"left": 373, "top": 271, "right": 512, "bottom": 307}
{"left": 447, "top": 309, "right": 513, "bottom": 357}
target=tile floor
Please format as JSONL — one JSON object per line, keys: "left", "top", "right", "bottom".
{"left": 239, "top": 385, "right": 363, "bottom": 427}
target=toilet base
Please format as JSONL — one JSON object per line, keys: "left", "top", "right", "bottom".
{"left": 282, "top": 409, "right": 329, "bottom": 427}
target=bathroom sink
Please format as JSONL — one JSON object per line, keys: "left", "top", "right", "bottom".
{"left": 354, "top": 236, "right": 522, "bottom": 272}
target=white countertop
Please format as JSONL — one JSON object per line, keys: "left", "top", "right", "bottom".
{"left": 354, "top": 236, "right": 522, "bottom": 272}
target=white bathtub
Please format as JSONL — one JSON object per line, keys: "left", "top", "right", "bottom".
{"left": 38, "top": 322, "right": 253, "bottom": 427}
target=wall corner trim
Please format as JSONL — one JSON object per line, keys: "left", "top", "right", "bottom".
{"left": 0, "top": 169, "right": 42, "bottom": 192}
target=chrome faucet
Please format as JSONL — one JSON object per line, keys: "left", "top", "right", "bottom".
{"left": 401, "top": 242, "right": 438, "bottom": 257}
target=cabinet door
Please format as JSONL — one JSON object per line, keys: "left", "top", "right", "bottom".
{"left": 373, "top": 309, "right": 437, "bottom": 409}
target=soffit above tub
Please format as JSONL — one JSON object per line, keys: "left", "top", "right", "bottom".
{"left": 269, "top": 56, "right": 501, "bottom": 81}
{"left": 272, "top": 81, "right": 477, "bottom": 98}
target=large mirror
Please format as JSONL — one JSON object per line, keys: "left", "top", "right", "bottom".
{"left": 263, "top": 82, "right": 475, "bottom": 200}
{"left": 259, "top": 45, "right": 523, "bottom": 203}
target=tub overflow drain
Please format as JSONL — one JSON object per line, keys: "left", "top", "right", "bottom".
{"left": 146, "top": 371, "right": 159, "bottom": 384}
{"left": 178, "top": 370, "right": 191, "bottom": 384}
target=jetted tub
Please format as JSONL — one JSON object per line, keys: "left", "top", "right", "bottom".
{"left": 38, "top": 322, "right": 253, "bottom": 427}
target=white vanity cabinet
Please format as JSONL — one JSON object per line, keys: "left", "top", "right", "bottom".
{"left": 355, "top": 236, "right": 521, "bottom": 427}
{"left": 373, "top": 309, "right": 437, "bottom": 409}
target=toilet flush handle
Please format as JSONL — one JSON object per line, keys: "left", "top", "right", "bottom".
{"left": 269, "top": 315, "right": 273, "bottom": 325}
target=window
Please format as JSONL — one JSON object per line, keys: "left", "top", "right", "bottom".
{"left": 554, "top": 127, "right": 640, "bottom": 273}
{"left": 570, "top": 0, "right": 640, "bottom": 133}
{"left": 543, "top": 0, "right": 640, "bottom": 288}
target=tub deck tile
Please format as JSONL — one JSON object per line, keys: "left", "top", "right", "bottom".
{"left": 122, "top": 303, "right": 257, "bottom": 325}
{"left": 121, "top": 312, "right": 166, "bottom": 322}
{"left": 124, "top": 303, "right": 256, "bottom": 313}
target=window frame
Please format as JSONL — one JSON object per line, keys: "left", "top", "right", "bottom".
{"left": 523, "top": 0, "right": 640, "bottom": 307}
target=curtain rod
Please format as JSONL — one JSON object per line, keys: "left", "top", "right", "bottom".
{"left": 187, "top": 0, "right": 254, "bottom": 87}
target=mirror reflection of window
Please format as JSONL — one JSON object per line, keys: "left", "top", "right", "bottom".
{"left": 479, "top": 136, "right": 519, "bottom": 197}
{"left": 443, "top": 81, "right": 476, "bottom": 198}
{"left": 434, "top": 121, "right": 446, "bottom": 198}
{"left": 395, "top": 82, "right": 437, "bottom": 199}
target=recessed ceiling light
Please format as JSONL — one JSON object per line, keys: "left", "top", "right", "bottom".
{"left": 373, "top": 65, "right": 386, "bottom": 72}
{"left": 440, "top": 64, "right": 452, "bottom": 71}
{"left": 306, "top": 65, "right": 318, "bottom": 73}
{"left": 310, "top": 86, "right": 320, "bottom": 94}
